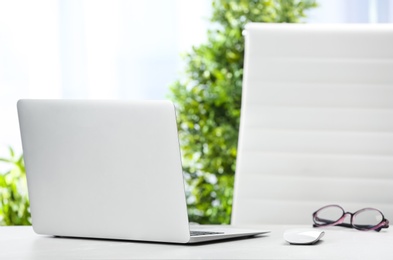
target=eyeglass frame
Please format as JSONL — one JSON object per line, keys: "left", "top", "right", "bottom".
{"left": 312, "top": 204, "right": 390, "bottom": 232}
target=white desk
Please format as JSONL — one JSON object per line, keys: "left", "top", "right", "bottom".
{"left": 1, "top": 225, "right": 392, "bottom": 259}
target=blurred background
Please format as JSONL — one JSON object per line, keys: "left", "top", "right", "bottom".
{"left": 1, "top": 0, "right": 393, "bottom": 155}
{"left": 1, "top": 0, "right": 393, "bottom": 225}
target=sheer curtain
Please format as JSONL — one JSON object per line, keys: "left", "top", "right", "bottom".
{"left": 60, "top": 0, "right": 211, "bottom": 99}
{"left": 307, "top": 0, "right": 393, "bottom": 23}
{"left": 1, "top": 0, "right": 393, "bottom": 154}
{"left": 0, "top": 0, "right": 211, "bottom": 154}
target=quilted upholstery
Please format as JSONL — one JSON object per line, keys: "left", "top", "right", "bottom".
{"left": 232, "top": 23, "right": 393, "bottom": 225}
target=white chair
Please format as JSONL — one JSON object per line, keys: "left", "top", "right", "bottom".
{"left": 231, "top": 23, "right": 393, "bottom": 225}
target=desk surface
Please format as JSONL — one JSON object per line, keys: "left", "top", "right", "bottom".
{"left": 1, "top": 225, "right": 392, "bottom": 259}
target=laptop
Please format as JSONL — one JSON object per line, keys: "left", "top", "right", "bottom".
{"left": 17, "top": 99, "right": 269, "bottom": 244}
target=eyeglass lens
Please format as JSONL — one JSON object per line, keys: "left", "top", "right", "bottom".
{"left": 314, "top": 205, "right": 344, "bottom": 225}
{"left": 353, "top": 209, "right": 383, "bottom": 229}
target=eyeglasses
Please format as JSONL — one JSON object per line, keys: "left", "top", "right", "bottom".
{"left": 312, "top": 205, "right": 389, "bottom": 232}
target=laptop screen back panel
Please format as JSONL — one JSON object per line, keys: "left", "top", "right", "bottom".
{"left": 18, "top": 100, "right": 190, "bottom": 243}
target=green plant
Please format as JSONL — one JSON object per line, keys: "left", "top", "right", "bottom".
{"left": 169, "top": 0, "right": 317, "bottom": 224}
{"left": 0, "top": 147, "right": 31, "bottom": 225}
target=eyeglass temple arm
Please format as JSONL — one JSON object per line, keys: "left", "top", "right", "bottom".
{"left": 314, "top": 217, "right": 353, "bottom": 228}
{"left": 313, "top": 221, "right": 353, "bottom": 229}
{"left": 314, "top": 217, "right": 389, "bottom": 231}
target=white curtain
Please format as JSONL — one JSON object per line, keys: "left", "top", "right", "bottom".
{"left": 307, "top": 0, "right": 393, "bottom": 23}
{"left": 0, "top": 0, "right": 211, "bottom": 154}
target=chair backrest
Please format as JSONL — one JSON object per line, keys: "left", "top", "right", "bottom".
{"left": 232, "top": 23, "right": 393, "bottom": 225}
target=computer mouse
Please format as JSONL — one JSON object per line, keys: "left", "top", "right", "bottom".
{"left": 283, "top": 228, "right": 325, "bottom": 245}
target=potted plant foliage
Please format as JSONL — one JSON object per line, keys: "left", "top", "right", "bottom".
{"left": 169, "top": 0, "right": 317, "bottom": 224}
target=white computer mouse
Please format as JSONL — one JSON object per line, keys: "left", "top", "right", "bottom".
{"left": 283, "top": 228, "right": 325, "bottom": 245}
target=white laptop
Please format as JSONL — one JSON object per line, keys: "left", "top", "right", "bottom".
{"left": 17, "top": 99, "right": 268, "bottom": 244}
